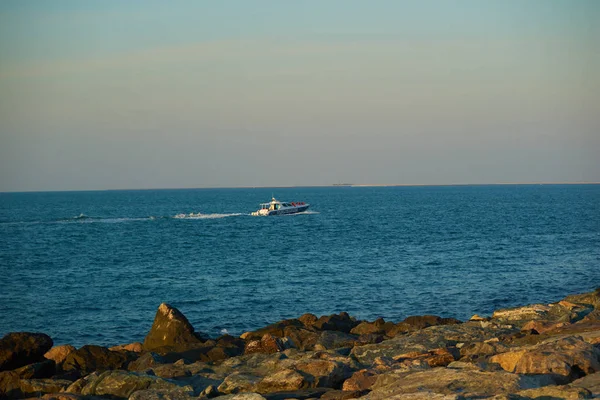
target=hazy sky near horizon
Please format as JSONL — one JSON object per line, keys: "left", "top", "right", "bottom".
{"left": 1, "top": 0, "right": 599, "bottom": 191}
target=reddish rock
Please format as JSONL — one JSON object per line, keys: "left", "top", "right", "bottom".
{"left": 245, "top": 334, "right": 286, "bottom": 355}
{"left": 342, "top": 369, "right": 378, "bottom": 391}
{"left": 299, "top": 313, "right": 319, "bottom": 328}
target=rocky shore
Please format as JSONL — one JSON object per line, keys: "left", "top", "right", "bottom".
{"left": 1, "top": 289, "right": 600, "bottom": 400}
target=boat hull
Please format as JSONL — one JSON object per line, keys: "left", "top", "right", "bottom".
{"left": 266, "top": 205, "right": 309, "bottom": 216}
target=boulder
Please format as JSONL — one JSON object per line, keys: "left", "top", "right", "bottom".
{"left": 459, "top": 340, "right": 510, "bottom": 361}
{"left": 490, "top": 336, "right": 600, "bottom": 382}
{"left": 255, "top": 368, "right": 309, "bottom": 393}
{"left": 298, "top": 313, "right": 319, "bottom": 328}
{"left": 143, "top": 303, "right": 208, "bottom": 352}
{"left": 44, "top": 345, "right": 76, "bottom": 365}
{"left": 0, "top": 332, "right": 53, "bottom": 371}
{"left": 294, "top": 358, "right": 353, "bottom": 388}
{"left": 342, "top": 369, "right": 378, "bottom": 391}
{"left": 320, "top": 389, "right": 368, "bottom": 399}
{"left": 62, "top": 345, "right": 134, "bottom": 374}
{"left": 350, "top": 318, "right": 394, "bottom": 336}
{"left": 283, "top": 327, "right": 320, "bottom": 351}
{"left": 313, "top": 313, "right": 359, "bottom": 333}
{"left": 245, "top": 334, "right": 288, "bottom": 355}
{"left": 218, "top": 372, "right": 262, "bottom": 394}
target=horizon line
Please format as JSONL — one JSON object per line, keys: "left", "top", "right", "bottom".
{"left": 1, "top": 181, "right": 599, "bottom": 194}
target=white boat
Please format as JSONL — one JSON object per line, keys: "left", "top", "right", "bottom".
{"left": 251, "top": 197, "right": 310, "bottom": 216}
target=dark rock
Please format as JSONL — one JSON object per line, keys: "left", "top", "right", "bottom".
{"left": 14, "top": 359, "right": 56, "bottom": 379}
{"left": 62, "top": 345, "right": 134, "bottom": 374}
{"left": 128, "top": 352, "right": 168, "bottom": 371}
{"left": 315, "top": 331, "right": 359, "bottom": 351}
{"left": 143, "top": 303, "right": 208, "bottom": 352}
{"left": 402, "top": 315, "right": 461, "bottom": 330}
{"left": 0, "top": 332, "right": 53, "bottom": 371}
{"left": 313, "top": 313, "right": 359, "bottom": 333}
{"left": 350, "top": 318, "right": 394, "bottom": 336}
{"left": 262, "top": 388, "right": 330, "bottom": 399}
{"left": 298, "top": 313, "right": 319, "bottom": 328}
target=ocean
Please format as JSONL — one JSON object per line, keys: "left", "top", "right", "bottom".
{"left": 1, "top": 185, "right": 599, "bottom": 347}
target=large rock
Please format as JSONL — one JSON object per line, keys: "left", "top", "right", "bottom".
{"left": 218, "top": 372, "right": 263, "bottom": 394}
{"left": 314, "top": 331, "right": 359, "bottom": 351}
{"left": 313, "top": 313, "right": 359, "bottom": 333}
{"left": 0, "top": 332, "right": 53, "bottom": 371}
{"left": 350, "top": 318, "right": 395, "bottom": 336}
{"left": 362, "top": 367, "right": 545, "bottom": 399}
{"left": 490, "top": 336, "right": 600, "bottom": 382}
{"left": 129, "top": 388, "right": 197, "bottom": 399}
{"left": 244, "top": 334, "right": 289, "bottom": 355}
{"left": 143, "top": 303, "right": 208, "bottom": 352}
{"left": 294, "top": 358, "right": 354, "bottom": 388}
{"left": 283, "top": 327, "right": 320, "bottom": 351}
{"left": 44, "top": 345, "right": 76, "bottom": 365}
{"left": 62, "top": 345, "right": 134, "bottom": 374}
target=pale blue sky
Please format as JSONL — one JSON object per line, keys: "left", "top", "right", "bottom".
{"left": 1, "top": 0, "right": 598, "bottom": 191}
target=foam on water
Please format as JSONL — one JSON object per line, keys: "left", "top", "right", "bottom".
{"left": 173, "top": 212, "right": 243, "bottom": 219}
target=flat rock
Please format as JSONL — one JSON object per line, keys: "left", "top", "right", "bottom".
{"left": 0, "top": 332, "right": 54, "bottom": 371}
{"left": 128, "top": 388, "right": 198, "bottom": 399}
{"left": 362, "top": 367, "right": 545, "bottom": 399}
{"left": 516, "top": 384, "right": 592, "bottom": 399}
{"left": 143, "top": 303, "right": 208, "bottom": 352}
{"left": 19, "top": 378, "right": 72, "bottom": 397}
{"left": 109, "top": 342, "right": 144, "bottom": 353}
{"left": 72, "top": 369, "right": 192, "bottom": 398}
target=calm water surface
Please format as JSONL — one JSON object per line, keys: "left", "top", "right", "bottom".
{"left": 1, "top": 185, "right": 599, "bottom": 346}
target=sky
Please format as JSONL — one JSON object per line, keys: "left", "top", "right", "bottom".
{"left": 0, "top": 0, "right": 599, "bottom": 191}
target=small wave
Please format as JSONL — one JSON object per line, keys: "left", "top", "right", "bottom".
{"left": 173, "top": 212, "right": 243, "bottom": 220}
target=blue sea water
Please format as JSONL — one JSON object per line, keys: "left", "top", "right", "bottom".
{"left": 1, "top": 185, "right": 599, "bottom": 347}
